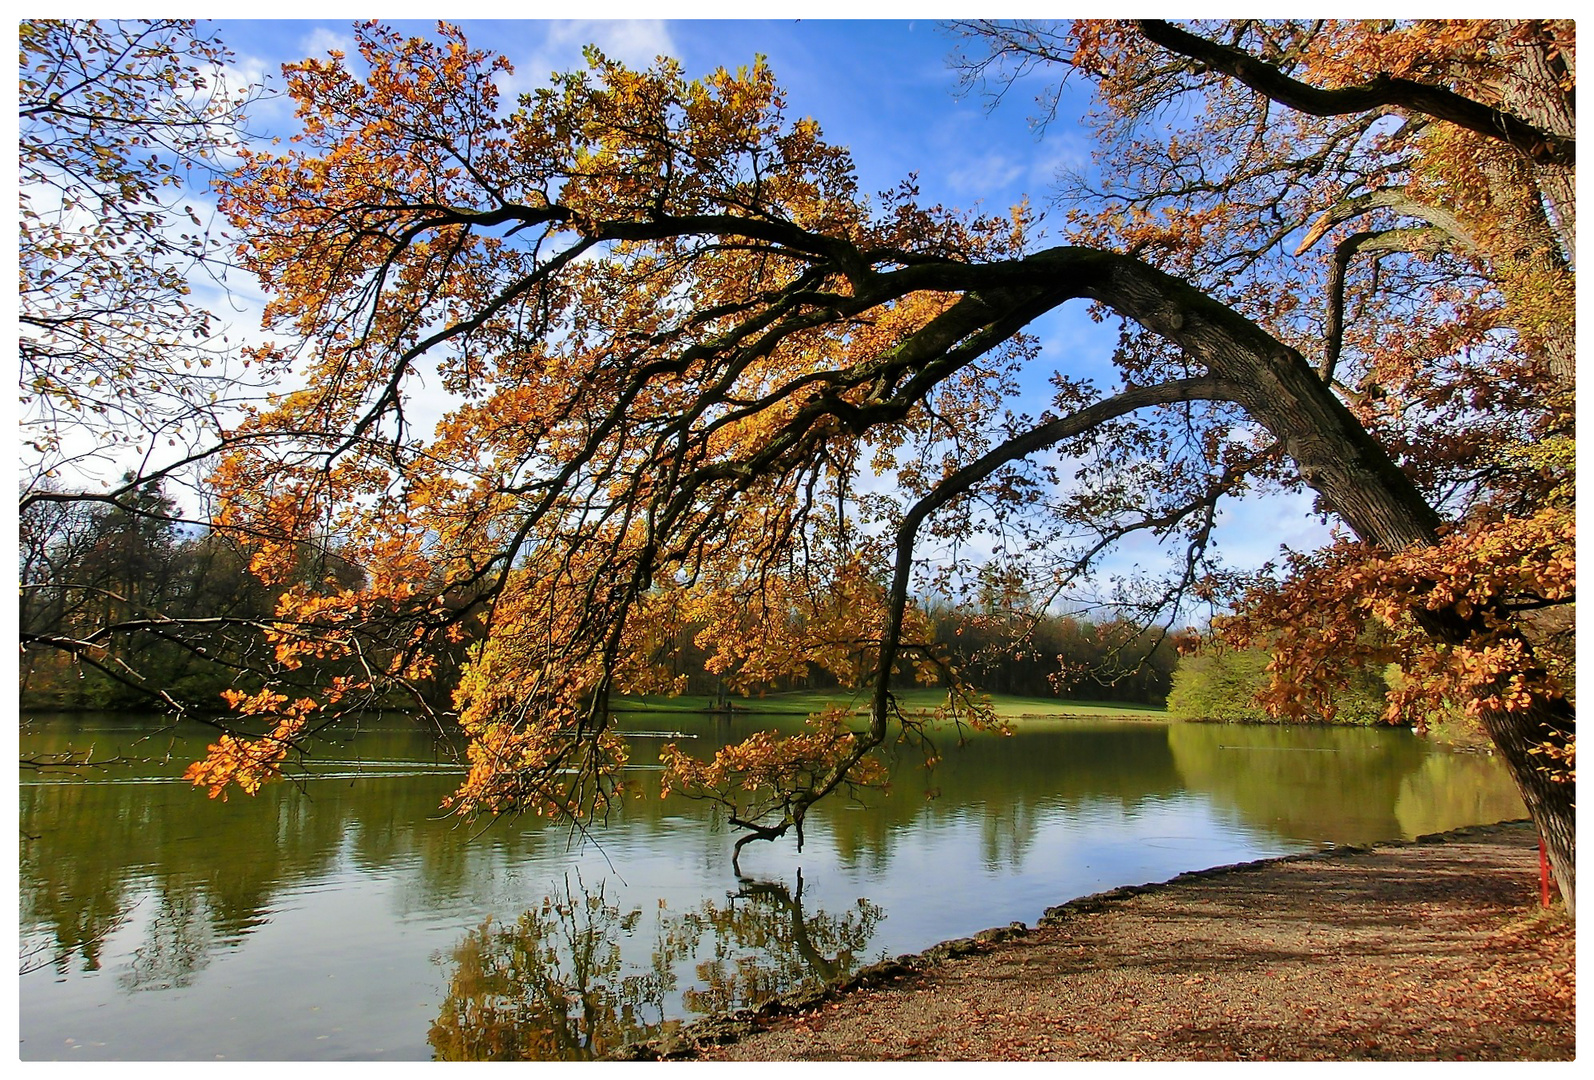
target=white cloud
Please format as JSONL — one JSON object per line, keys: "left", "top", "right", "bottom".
{"left": 945, "top": 151, "right": 1027, "bottom": 200}
{"left": 1211, "top": 490, "right": 1336, "bottom": 571}
{"left": 299, "top": 26, "right": 358, "bottom": 63}
{"left": 1025, "top": 131, "right": 1091, "bottom": 189}
{"left": 925, "top": 95, "right": 1091, "bottom": 213}
{"left": 497, "top": 20, "right": 678, "bottom": 107}
{"left": 579, "top": 20, "right": 676, "bottom": 67}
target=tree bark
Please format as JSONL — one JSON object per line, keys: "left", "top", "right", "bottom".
{"left": 1494, "top": 20, "right": 1576, "bottom": 263}
{"left": 1134, "top": 19, "right": 1576, "bottom": 167}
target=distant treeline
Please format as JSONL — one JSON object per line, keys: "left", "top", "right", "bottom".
{"left": 1167, "top": 641, "right": 1391, "bottom": 725}
{"left": 656, "top": 603, "right": 1187, "bottom": 705}
{"left": 923, "top": 603, "right": 1185, "bottom": 704}
{"left": 20, "top": 481, "right": 372, "bottom": 712}
{"left": 20, "top": 481, "right": 1190, "bottom": 713}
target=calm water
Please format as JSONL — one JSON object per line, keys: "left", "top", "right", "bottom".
{"left": 18, "top": 710, "right": 1524, "bottom": 1060}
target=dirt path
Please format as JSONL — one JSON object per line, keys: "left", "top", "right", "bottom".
{"left": 623, "top": 821, "right": 1573, "bottom": 1061}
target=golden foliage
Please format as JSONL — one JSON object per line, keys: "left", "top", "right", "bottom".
{"left": 185, "top": 21, "right": 1575, "bottom": 856}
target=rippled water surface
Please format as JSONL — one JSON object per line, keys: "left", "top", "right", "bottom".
{"left": 18, "top": 711, "right": 1524, "bottom": 1060}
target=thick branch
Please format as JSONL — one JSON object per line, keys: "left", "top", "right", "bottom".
{"left": 870, "top": 376, "right": 1251, "bottom": 730}
{"left": 1295, "top": 190, "right": 1478, "bottom": 256}
{"left": 1137, "top": 19, "right": 1575, "bottom": 166}
{"left": 1321, "top": 227, "right": 1451, "bottom": 384}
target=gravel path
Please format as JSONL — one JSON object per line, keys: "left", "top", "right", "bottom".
{"left": 624, "top": 821, "right": 1573, "bottom": 1061}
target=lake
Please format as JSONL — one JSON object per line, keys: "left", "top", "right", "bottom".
{"left": 18, "top": 710, "right": 1525, "bottom": 1060}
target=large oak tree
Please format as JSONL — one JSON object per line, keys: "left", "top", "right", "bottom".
{"left": 954, "top": 18, "right": 1575, "bottom": 902}
{"left": 185, "top": 22, "right": 1574, "bottom": 911}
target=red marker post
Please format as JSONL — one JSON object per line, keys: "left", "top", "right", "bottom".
{"left": 1539, "top": 833, "right": 1551, "bottom": 909}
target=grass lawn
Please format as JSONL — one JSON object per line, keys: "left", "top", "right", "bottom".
{"left": 614, "top": 687, "right": 1165, "bottom": 721}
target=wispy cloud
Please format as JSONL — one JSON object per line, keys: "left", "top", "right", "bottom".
{"left": 497, "top": 20, "right": 677, "bottom": 106}
{"left": 945, "top": 151, "right": 1027, "bottom": 199}
{"left": 298, "top": 26, "right": 358, "bottom": 63}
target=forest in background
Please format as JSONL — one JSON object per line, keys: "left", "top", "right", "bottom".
{"left": 19, "top": 477, "right": 1187, "bottom": 713}
{"left": 22, "top": 477, "right": 1407, "bottom": 724}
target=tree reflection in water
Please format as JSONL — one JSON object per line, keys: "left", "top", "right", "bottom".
{"left": 427, "top": 874, "right": 681, "bottom": 1060}
{"left": 682, "top": 870, "right": 884, "bottom": 1017}
{"left": 428, "top": 871, "right": 884, "bottom": 1060}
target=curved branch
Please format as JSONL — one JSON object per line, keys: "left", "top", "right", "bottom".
{"left": 717, "top": 376, "right": 1248, "bottom": 840}
{"left": 1321, "top": 227, "right": 1452, "bottom": 385}
{"left": 1295, "top": 189, "right": 1478, "bottom": 256}
{"left": 870, "top": 376, "right": 1252, "bottom": 727}
{"left": 725, "top": 376, "right": 1252, "bottom": 852}
{"left": 1136, "top": 19, "right": 1575, "bottom": 166}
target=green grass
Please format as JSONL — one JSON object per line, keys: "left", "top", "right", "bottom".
{"left": 613, "top": 687, "right": 1166, "bottom": 721}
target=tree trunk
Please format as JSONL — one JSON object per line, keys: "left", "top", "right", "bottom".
{"left": 1496, "top": 20, "right": 1576, "bottom": 265}
{"left": 1228, "top": 332, "right": 1577, "bottom": 916}
{"left": 1078, "top": 252, "right": 1577, "bottom": 914}
{"left": 1470, "top": 696, "right": 1576, "bottom": 913}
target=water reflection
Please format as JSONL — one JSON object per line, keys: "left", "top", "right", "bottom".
{"left": 428, "top": 871, "right": 884, "bottom": 1060}
{"left": 680, "top": 870, "right": 884, "bottom": 1017}
{"left": 19, "top": 717, "right": 468, "bottom": 982}
{"left": 19, "top": 712, "right": 1525, "bottom": 1061}
{"left": 1164, "top": 722, "right": 1525, "bottom": 845}
{"left": 428, "top": 876, "right": 679, "bottom": 1060}
{"left": 117, "top": 894, "right": 217, "bottom": 993}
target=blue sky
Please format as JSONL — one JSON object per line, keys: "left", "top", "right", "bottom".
{"left": 196, "top": 18, "right": 1335, "bottom": 597}
{"left": 209, "top": 17, "right": 1107, "bottom": 420}
{"left": 218, "top": 18, "right": 1089, "bottom": 251}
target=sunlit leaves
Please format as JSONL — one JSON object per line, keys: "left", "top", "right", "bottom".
{"left": 192, "top": 24, "right": 1050, "bottom": 819}
{"left": 186, "top": 22, "right": 1574, "bottom": 879}
{"left": 181, "top": 690, "right": 314, "bottom": 799}
{"left": 1013, "top": 19, "right": 1576, "bottom": 763}
{"left": 1221, "top": 503, "right": 1574, "bottom": 777}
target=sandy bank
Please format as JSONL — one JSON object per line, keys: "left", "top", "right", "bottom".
{"left": 616, "top": 820, "right": 1573, "bottom": 1061}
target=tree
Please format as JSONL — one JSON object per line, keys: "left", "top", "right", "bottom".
{"left": 954, "top": 17, "right": 1574, "bottom": 902}
{"left": 926, "top": 601, "right": 1183, "bottom": 703}
{"left": 187, "top": 23, "right": 1573, "bottom": 911}
{"left": 17, "top": 20, "right": 296, "bottom": 711}
{"left": 18, "top": 19, "right": 262, "bottom": 489}
{"left": 1166, "top": 640, "right": 1389, "bottom": 725}
{"left": 19, "top": 475, "right": 369, "bottom": 712}
{"left": 22, "top": 477, "right": 188, "bottom": 707}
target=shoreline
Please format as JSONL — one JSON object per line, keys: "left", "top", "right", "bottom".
{"left": 615, "top": 819, "right": 1572, "bottom": 1061}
